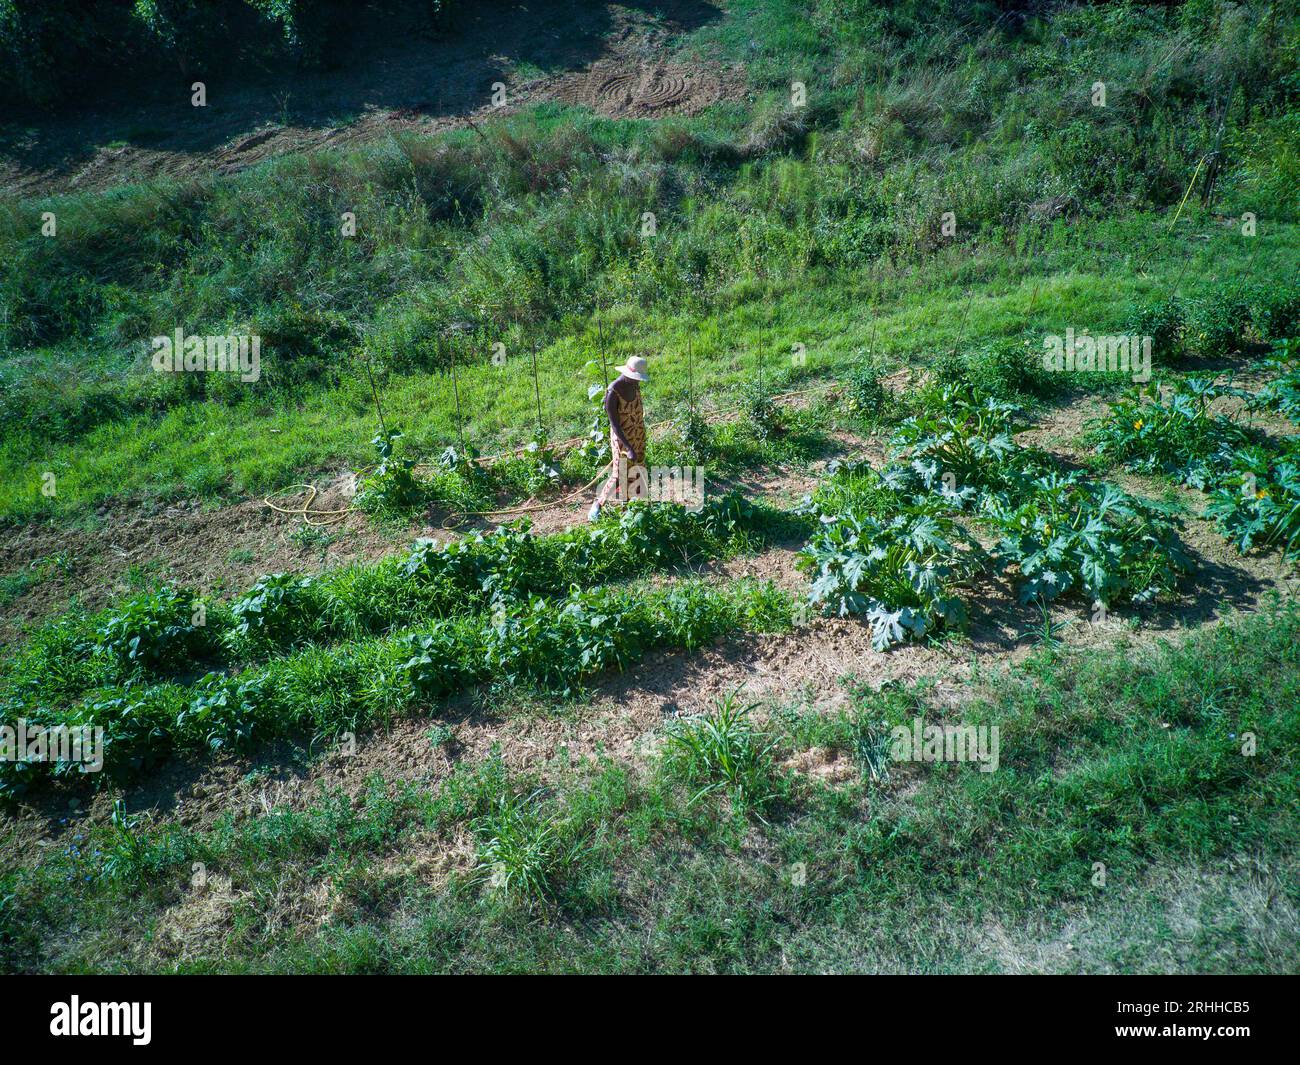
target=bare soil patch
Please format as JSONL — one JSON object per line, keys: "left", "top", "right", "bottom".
{"left": 0, "top": 473, "right": 418, "bottom": 647}
{"left": 0, "top": 1, "right": 741, "bottom": 199}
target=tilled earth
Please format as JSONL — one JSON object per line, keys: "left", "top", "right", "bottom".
{"left": 3, "top": 375, "right": 1297, "bottom": 871}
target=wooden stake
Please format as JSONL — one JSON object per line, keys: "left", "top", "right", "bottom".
{"left": 597, "top": 317, "right": 609, "bottom": 391}
{"left": 950, "top": 288, "right": 974, "bottom": 359}
{"left": 688, "top": 334, "right": 694, "bottom": 413}
{"left": 530, "top": 338, "right": 544, "bottom": 437}
{"left": 363, "top": 354, "right": 388, "bottom": 437}
{"left": 450, "top": 338, "right": 466, "bottom": 457}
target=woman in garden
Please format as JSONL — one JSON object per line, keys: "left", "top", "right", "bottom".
{"left": 589, "top": 356, "right": 650, "bottom": 521}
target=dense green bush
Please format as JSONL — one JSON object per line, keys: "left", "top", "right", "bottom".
{"left": 844, "top": 355, "right": 889, "bottom": 420}
{"left": 95, "top": 587, "right": 221, "bottom": 676}
{"left": 1185, "top": 290, "right": 1255, "bottom": 359}
{"left": 1126, "top": 283, "right": 1299, "bottom": 365}
{"left": 1130, "top": 297, "right": 1187, "bottom": 364}
{"left": 1252, "top": 284, "right": 1300, "bottom": 343}
{"left": 931, "top": 340, "right": 1049, "bottom": 399}
{"left": 737, "top": 380, "right": 782, "bottom": 441}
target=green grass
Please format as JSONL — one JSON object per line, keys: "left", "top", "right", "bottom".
{"left": 1, "top": 1, "right": 1295, "bottom": 519}
{"left": 4, "top": 598, "right": 1296, "bottom": 974}
{"left": 5, "top": 217, "right": 1295, "bottom": 521}
{"left": 1, "top": 0, "right": 1298, "bottom": 975}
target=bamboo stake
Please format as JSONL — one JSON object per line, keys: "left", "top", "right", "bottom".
{"left": 530, "top": 337, "right": 544, "bottom": 437}
{"left": 450, "top": 337, "right": 466, "bottom": 456}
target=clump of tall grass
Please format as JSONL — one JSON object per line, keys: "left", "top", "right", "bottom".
{"left": 663, "top": 692, "right": 782, "bottom": 814}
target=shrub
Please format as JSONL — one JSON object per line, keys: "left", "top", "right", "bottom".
{"left": 95, "top": 587, "right": 219, "bottom": 675}
{"left": 844, "top": 355, "right": 889, "bottom": 420}
{"left": 356, "top": 429, "right": 425, "bottom": 517}
{"left": 229, "top": 573, "right": 325, "bottom": 651}
{"left": 0, "top": 0, "right": 385, "bottom": 108}
{"left": 1252, "top": 285, "right": 1300, "bottom": 343}
{"left": 1130, "top": 297, "right": 1186, "bottom": 364}
{"left": 676, "top": 407, "right": 715, "bottom": 460}
{"left": 932, "top": 340, "right": 1047, "bottom": 399}
{"left": 1185, "top": 290, "right": 1253, "bottom": 359}
{"left": 737, "top": 380, "right": 782, "bottom": 441}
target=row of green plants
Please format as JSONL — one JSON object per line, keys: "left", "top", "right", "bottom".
{"left": 354, "top": 379, "right": 834, "bottom": 522}
{"left": 1252, "top": 340, "right": 1300, "bottom": 423}
{"left": 1090, "top": 354, "right": 1300, "bottom": 564}
{"left": 354, "top": 429, "right": 579, "bottom": 518}
{"left": 1127, "top": 280, "right": 1299, "bottom": 365}
{"left": 798, "top": 386, "right": 1189, "bottom": 649}
{"left": 2, "top": 495, "right": 786, "bottom": 714}
{"left": 7, "top": 598, "right": 1294, "bottom": 964}
{"left": 0, "top": 579, "right": 793, "bottom": 801}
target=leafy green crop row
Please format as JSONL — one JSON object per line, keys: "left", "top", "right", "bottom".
{"left": 1091, "top": 354, "right": 1300, "bottom": 564}
{"left": 1091, "top": 376, "right": 1251, "bottom": 481}
{"left": 1127, "top": 280, "right": 1299, "bottom": 364}
{"left": 2, "top": 495, "right": 785, "bottom": 713}
{"left": 0, "top": 578, "right": 793, "bottom": 800}
{"left": 798, "top": 387, "right": 1189, "bottom": 648}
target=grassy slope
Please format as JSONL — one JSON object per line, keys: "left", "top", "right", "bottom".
{"left": 1, "top": 1, "right": 1298, "bottom": 974}
{"left": 4, "top": 218, "right": 1296, "bottom": 519}
{"left": 3, "top": 598, "right": 1296, "bottom": 973}
{"left": 2, "top": 0, "right": 1296, "bottom": 518}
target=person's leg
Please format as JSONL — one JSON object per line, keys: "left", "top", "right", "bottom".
{"left": 590, "top": 442, "right": 625, "bottom": 519}
{"left": 594, "top": 461, "right": 620, "bottom": 506}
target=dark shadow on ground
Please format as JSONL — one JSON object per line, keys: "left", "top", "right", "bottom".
{"left": 0, "top": 0, "right": 723, "bottom": 194}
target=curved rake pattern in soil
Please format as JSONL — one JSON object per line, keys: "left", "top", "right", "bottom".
{"left": 559, "top": 64, "right": 725, "bottom": 117}
{"left": 595, "top": 70, "right": 690, "bottom": 110}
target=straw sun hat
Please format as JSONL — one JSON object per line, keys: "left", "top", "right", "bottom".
{"left": 616, "top": 356, "right": 650, "bottom": 382}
